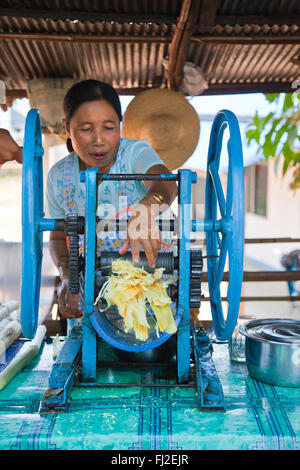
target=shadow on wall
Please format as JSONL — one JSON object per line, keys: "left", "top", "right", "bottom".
{"left": 0, "top": 241, "right": 56, "bottom": 309}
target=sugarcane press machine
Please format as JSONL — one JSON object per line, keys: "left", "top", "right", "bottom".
{"left": 20, "top": 108, "right": 244, "bottom": 412}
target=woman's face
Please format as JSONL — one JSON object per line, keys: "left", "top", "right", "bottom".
{"left": 64, "top": 99, "right": 121, "bottom": 172}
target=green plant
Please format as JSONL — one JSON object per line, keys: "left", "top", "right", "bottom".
{"left": 246, "top": 93, "right": 300, "bottom": 189}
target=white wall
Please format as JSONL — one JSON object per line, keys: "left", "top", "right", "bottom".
{"left": 245, "top": 156, "right": 300, "bottom": 270}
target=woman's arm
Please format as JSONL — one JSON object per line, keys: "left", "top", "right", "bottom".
{"left": 140, "top": 163, "right": 178, "bottom": 207}
{"left": 119, "top": 164, "right": 177, "bottom": 268}
{"left": 49, "top": 230, "right": 82, "bottom": 318}
{"left": 0, "top": 129, "right": 22, "bottom": 165}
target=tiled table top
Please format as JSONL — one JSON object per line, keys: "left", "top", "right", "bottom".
{"left": 0, "top": 338, "right": 299, "bottom": 451}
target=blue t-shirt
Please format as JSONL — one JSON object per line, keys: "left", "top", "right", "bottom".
{"left": 46, "top": 138, "right": 166, "bottom": 219}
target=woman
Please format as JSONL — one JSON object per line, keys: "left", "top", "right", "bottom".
{"left": 46, "top": 80, "right": 177, "bottom": 319}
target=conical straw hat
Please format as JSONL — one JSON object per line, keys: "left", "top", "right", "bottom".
{"left": 121, "top": 89, "right": 200, "bottom": 170}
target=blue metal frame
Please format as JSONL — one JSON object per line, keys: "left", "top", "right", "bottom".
{"left": 80, "top": 168, "right": 98, "bottom": 382}
{"left": 20, "top": 108, "right": 244, "bottom": 412}
{"left": 192, "top": 325, "right": 226, "bottom": 410}
{"left": 39, "top": 326, "right": 82, "bottom": 412}
{"left": 176, "top": 169, "right": 196, "bottom": 382}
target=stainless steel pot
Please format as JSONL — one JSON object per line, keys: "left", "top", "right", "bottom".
{"left": 238, "top": 318, "right": 300, "bottom": 387}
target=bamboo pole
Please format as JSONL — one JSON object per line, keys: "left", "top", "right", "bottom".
{"left": 0, "top": 32, "right": 299, "bottom": 45}
{"left": 201, "top": 296, "right": 300, "bottom": 302}
{"left": 201, "top": 271, "right": 300, "bottom": 282}
{"left": 167, "top": 0, "right": 198, "bottom": 90}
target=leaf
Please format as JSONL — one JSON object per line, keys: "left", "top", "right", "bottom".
{"left": 262, "top": 118, "right": 282, "bottom": 158}
{"left": 261, "top": 112, "right": 274, "bottom": 128}
{"left": 286, "top": 125, "right": 298, "bottom": 148}
{"left": 272, "top": 123, "right": 289, "bottom": 157}
{"left": 282, "top": 142, "right": 294, "bottom": 175}
{"left": 283, "top": 93, "right": 294, "bottom": 112}
{"left": 247, "top": 93, "right": 300, "bottom": 188}
{"left": 253, "top": 111, "right": 260, "bottom": 128}
{"left": 245, "top": 128, "right": 261, "bottom": 145}
{"left": 266, "top": 93, "right": 280, "bottom": 103}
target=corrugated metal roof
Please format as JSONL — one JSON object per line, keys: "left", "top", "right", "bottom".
{"left": 0, "top": 1, "right": 299, "bottom": 96}
{"left": 216, "top": 0, "right": 300, "bottom": 16}
{"left": 187, "top": 42, "right": 299, "bottom": 86}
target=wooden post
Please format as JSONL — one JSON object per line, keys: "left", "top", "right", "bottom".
{"left": 167, "top": 0, "right": 201, "bottom": 91}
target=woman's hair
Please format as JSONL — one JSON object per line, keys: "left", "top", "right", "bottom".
{"left": 63, "top": 80, "right": 123, "bottom": 152}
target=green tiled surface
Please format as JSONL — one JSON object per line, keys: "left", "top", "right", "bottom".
{"left": 0, "top": 339, "right": 299, "bottom": 450}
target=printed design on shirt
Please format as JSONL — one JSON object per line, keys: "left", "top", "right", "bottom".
{"left": 103, "top": 185, "right": 111, "bottom": 196}
{"left": 55, "top": 160, "right": 65, "bottom": 173}
{"left": 102, "top": 201, "right": 112, "bottom": 208}
{"left": 125, "top": 181, "right": 135, "bottom": 192}
{"left": 112, "top": 180, "right": 119, "bottom": 193}
{"left": 78, "top": 189, "right": 84, "bottom": 200}
{"left": 62, "top": 154, "right": 75, "bottom": 213}
{"left": 96, "top": 239, "right": 105, "bottom": 256}
{"left": 64, "top": 183, "right": 76, "bottom": 210}
{"left": 97, "top": 201, "right": 117, "bottom": 220}
{"left": 97, "top": 239, "right": 104, "bottom": 249}
{"left": 130, "top": 197, "right": 140, "bottom": 207}
{"left": 55, "top": 193, "right": 64, "bottom": 207}
{"left": 112, "top": 239, "right": 121, "bottom": 249}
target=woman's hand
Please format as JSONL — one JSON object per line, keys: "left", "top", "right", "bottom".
{"left": 58, "top": 278, "right": 83, "bottom": 318}
{"left": 118, "top": 163, "right": 177, "bottom": 267}
{"left": 119, "top": 202, "right": 161, "bottom": 268}
{"left": 0, "top": 129, "right": 22, "bottom": 165}
{"left": 49, "top": 231, "right": 82, "bottom": 319}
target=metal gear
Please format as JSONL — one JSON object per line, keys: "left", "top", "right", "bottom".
{"left": 66, "top": 213, "right": 80, "bottom": 294}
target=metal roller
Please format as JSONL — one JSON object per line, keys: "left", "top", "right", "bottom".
{"left": 98, "top": 251, "right": 175, "bottom": 275}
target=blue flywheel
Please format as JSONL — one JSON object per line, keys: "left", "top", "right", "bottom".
{"left": 205, "top": 110, "right": 244, "bottom": 341}
{"left": 20, "top": 109, "right": 44, "bottom": 339}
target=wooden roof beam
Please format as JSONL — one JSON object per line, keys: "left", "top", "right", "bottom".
{"left": 167, "top": 0, "right": 201, "bottom": 91}
{"left": 0, "top": 32, "right": 299, "bottom": 45}
{"left": 4, "top": 80, "right": 296, "bottom": 100}
{"left": 198, "top": 0, "right": 218, "bottom": 33}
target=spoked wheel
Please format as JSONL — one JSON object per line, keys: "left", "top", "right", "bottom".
{"left": 20, "top": 109, "right": 44, "bottom": 339}
{"left": 205, "top": 110, "right": 244, "bottom": 341}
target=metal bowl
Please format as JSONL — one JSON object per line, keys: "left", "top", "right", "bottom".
{"left": 238, "top": 318, "right": 300, "bottom": 387}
